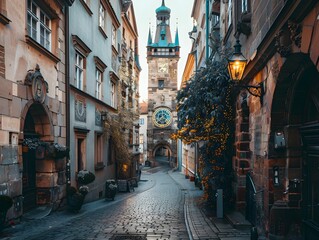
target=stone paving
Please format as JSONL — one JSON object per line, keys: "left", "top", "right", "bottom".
{"left": 0, "top": 166, "right": 250, "bottom": 240}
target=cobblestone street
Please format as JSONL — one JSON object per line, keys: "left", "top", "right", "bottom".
{"left": 0, "top": 163, "right": 250, "bottom": 240}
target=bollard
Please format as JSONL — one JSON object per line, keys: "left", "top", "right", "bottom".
{"left": 216, "top": 189, "right": 223, "bottom": 218}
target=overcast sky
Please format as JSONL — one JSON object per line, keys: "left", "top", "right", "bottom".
{"left": 132, "top": 0, "right": 194, "bottom": 101}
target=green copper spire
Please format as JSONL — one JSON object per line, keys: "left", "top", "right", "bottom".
{"left": 175, "top": 27, "right": 179, "bottom": 46}
{"left": 147, "top": 27, "right": 152, "bottom": 46}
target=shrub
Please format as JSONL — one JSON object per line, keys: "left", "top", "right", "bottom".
{"left": 77, "top": 170, "right": 95, "bottom": 185}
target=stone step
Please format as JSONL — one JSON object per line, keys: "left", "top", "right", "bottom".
{"left": 225, "top": 211, "right": 252, "bottom": 231}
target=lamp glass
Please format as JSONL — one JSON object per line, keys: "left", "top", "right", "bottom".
{"left": 228, "top": 53, "right": 247, "bottom": 81}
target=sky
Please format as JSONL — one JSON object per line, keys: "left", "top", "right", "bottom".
{"left": 132, "top": 0, "right": 194, "bottom": 102}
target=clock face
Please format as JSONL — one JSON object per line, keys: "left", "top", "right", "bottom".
{"left": 152, "top": 108, "right": 172, "bottom": 128}
{"left": 158, "top": 62, "right": 168, "bottom": 73}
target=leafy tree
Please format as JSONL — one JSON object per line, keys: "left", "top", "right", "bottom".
{"left": 173, "top": 57, "right": 235, "bottom": 207}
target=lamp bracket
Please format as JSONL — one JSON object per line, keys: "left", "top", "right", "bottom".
{"left": 234, "top": 82, "right": 264, "bottom": 104}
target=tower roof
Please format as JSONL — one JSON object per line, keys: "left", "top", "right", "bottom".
{"left": 156, "top": 0, "right": 171, "bottom": 14}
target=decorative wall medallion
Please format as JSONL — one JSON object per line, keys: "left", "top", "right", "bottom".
{"left": 25, "top": 64, "right": 48, "bottom": 103}
{"left": 75, "top": 99, "right": 86, "bottom": 122}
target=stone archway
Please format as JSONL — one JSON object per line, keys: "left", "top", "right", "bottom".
{"left": 152, "top": 142, "right": 175, "bottom": 167}
{"left": 269, "top": 53, "right": 319, "bottom": 238}
{"left": 20, "top": 101, "right": 55, "bottom": 213}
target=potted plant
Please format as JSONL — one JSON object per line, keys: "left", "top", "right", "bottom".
{"left": 105, "top": 180, "right": 117, "bottom": 201}
{"left": 77, "top": 170, "right": 95, "bottom": 185}
{"left": 0, "top": 195, "right": 13, "bottom": 231}
{"left": 67, "top": 186, "right": 84, "bottom": 213}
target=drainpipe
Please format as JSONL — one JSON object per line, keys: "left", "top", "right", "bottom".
{"left": 206, "top": 0, "right": 209, "bottom": 60}
{"left": 65, "top": 3, "right": 71, "bottom": 185}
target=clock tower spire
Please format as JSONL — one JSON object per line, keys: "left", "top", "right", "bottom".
{"left": 146, "top": 0, "right": 179, "bottom": 168}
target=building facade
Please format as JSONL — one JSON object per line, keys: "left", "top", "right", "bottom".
{"left": 180, "top": 0, "right": 319, "bottom": 238}
{"left": 217, "top": 0, "right": 319, "bottom": 239}
{"left": 68, "top": 0, "right": 140, "bottom": 202}
{"left": 68, "top": 0, "right": 122, "bottom": 202}
{"left": 119, "top": 1, "right": 141, "bottom": 179}
{"left": 0, "top": 0, "right": 73, "bottom": 219}
{"left": 146, "top": 0, "right": 179, "bottom": 167}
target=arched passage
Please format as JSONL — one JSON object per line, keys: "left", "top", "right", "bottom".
{"left": 269, "top": 53, "right": 319, "bottom": 238}
{"left": 152, "top": 141, "right": 174, "bottom": 167}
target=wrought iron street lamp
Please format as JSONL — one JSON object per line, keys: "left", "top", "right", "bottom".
{"left": 227, "top": 37, "right": 264, "bottom": 104}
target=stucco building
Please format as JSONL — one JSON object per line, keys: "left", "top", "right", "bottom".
{"left": 0, "top": 0, "right": 73, "bottom": 219}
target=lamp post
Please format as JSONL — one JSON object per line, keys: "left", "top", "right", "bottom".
{"left": 227, "top": 36, "right": 264, "bottom": 104}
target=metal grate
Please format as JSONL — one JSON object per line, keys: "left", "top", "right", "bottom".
{"left": 110, "top": 234, "right": 147, "bottom": 240}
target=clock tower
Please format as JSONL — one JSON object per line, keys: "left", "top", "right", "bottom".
{"left": 146, "top": 0, "right": 180, "bottom": 167}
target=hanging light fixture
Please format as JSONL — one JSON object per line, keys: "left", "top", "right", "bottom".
{"left": 227, "top": 36, "right": 264, "bottom": 104}
{"left": 227, "top": 38, "right": 247, "bottom": 81}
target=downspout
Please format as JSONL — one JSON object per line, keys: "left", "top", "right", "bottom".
{"left": 65, "top": 3, "right": 71, "bottom": 186}
{"left": 206, "top": 0, "right": 209, "bottom": 60}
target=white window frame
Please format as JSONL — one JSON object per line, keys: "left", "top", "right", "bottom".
{"left": 112, "top": 24, "right": 117, "bottom": 47}
{"left": 27, "top": 0, "right": 51, "bottom": 51}
{"left": 111, "top": 81, "right": 115, "bottom": 108}
{"left": 95, "top": 69, "right": 102, "bottom": 100}
{"left": 242, "top": 0, "right": 248, "bottom": 13}
{"left": 99, "top": 2, "right": 105, "bottom": 29}
{"left": 227, "top": 0, "right": 232, "bottom": 28}
{"left": 75, "top": 52, "right": 84, "bottom": 90}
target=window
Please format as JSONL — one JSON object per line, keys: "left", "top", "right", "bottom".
{"left": 111, "top": 81, "right": 115, "bottom": 108}
{"left": 129, "top": 129, "right": 133, "bottom": 145}
{"left": 27, "top": 0, "right": 51, "bottom": 50}
{"left": 158, "top": 80, "right": 164, "bottom": 89}
{"left": 94, "top": 56, "right": 107, "bottom": 100}
{"left": 75, "top": 52, "right": 84, "bottom": 90}
{"left": 112, "top": 25, "right": 117, "bottom": 47}
{"left": 75, "top": 133, "right": 87, "bottom": 172}
{"left": 242, "top": 0, "right": 248, "bottom": 13}
{"left": 0, "top": 0, "right": 10, "bottom": 25}
{"left": 227, "top": 0, "right": 232, "bottom": 28}
{"left": 212, "top": 14, "right": 220, "bottom": 27}
{"left": 96, "top": 69, "right": 102, "bottom": 100}
{"left": 72, "top": 35, "right": 91, "bottom": 91}
{"left": 99, "top": 2, "right": 106, "bottom": 30}
{"left": 95, "top": 133, "right": 104, "bottom": 169}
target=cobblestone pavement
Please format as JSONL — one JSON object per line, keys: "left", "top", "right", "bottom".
{"left": 0, "top": 163, "right": 250, "bottom": 240}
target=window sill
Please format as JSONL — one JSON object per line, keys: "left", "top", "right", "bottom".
{"left": 0, "top": 13, "right": 10, "bottom": 25}
{"left": 79, "top": 0, "right": 93, "bottom": 15}
{"left": 26, "top": 36, "right": 60, "bottom": 63}
{"left": 99, "top": 26, "right": 108, "bottom": 39}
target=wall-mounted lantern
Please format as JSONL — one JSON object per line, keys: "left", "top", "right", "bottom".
{"left": 227, "top": 36, "right": 264, "bottom": 104}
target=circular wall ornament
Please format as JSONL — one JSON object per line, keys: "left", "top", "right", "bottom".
{"left": 152, "top": 107, "right": 172, "bottom": 128}
{"left": 32, "top": 77, "right": 46, "bottom": 103}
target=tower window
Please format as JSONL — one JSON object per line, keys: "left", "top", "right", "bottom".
{"left": 158, "top": 80, "right": 164, "bottom": 89}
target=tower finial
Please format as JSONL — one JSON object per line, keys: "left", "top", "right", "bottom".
{"left": 162, "top": 0, "right": 165, "bottom": 6}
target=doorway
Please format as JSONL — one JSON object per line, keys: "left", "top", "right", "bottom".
{"left": 22, "top": 112, "right": 38, "bottom": 212}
